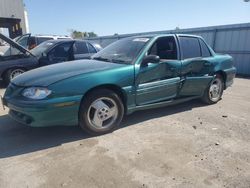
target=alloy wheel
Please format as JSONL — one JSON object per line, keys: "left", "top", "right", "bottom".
{"left": 209, "top": 78, "right": 223, "bottom": 102}
{"left": 86, "top": 97, "right": 118, "bottom": 130}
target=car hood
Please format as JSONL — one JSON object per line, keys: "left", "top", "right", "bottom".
{"left": 0, "top": 33, "right": 34, "bottom": 56}
{"left": 12, "top": 60, "right": 126, "bottom": 87}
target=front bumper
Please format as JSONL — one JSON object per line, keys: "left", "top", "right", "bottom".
{"left": 3, "top": 96, "right": 82, "bottom": 127}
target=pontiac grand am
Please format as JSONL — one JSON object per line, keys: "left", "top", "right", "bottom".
{"left": 2, "top": 34, "right": 236, "bottom": 135}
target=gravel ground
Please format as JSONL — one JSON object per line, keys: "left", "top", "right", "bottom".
{"left": 0, "top": 78, "right": 249, "bottom": 188}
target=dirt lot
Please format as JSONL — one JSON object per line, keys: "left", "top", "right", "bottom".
{"left": 0, "top": 78, "right": 249, "bottom": 188}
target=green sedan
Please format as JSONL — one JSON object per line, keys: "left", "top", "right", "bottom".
{"left": 2, "top": 34, "right": 236, "bottom": 135}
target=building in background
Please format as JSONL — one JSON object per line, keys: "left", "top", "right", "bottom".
{"left": 87, "top": 23, "right": 250, "bottom": 76}
{"left": 0, "top": 0, "right": 29, "bottom": 38}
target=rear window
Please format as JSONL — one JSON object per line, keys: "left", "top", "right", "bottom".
{"left": 179, "top": 37, "right": 201, "bottom": 59}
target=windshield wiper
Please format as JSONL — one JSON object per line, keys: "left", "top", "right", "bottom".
{"left": 92, "top": 56, "right": 112, "bottom": 62}
{"left": 111, "top": 58, "right": 129, "bottom": 64}
{"left": 93, "top": 56, "right": 130, "bottom": 64}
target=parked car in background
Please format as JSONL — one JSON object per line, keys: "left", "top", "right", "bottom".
{"left": 2, "top": 34, "right": 236, "bottom": 135}
{"left": 14, "top": 33, "right": 72, "bottom": 50}
{"left": 0, "top": 33, "right": 102, "bottom": 84}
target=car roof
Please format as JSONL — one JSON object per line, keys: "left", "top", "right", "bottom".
{"left": 175, "top": 34, "right": 203, "bottom": 38}
{"left": 126, "top": 34, "right": 202, "bottom": 39}
{"left": 42, "top": 39, "right": 102, "bottom": 50}
{"left": 34, "top": 35, "right": 71, "bottom": 38}
{"left": 45, "top": 39, "right": 103, "bottom": 44}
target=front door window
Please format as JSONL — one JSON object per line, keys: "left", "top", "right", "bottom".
{"left": 48, "top": 42, "right": 72, "bottom": 64}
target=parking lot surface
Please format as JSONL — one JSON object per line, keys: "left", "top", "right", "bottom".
{"left": 0, "top": 78, "right": 249, "bottom": 188}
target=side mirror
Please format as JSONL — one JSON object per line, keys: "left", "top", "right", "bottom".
{"left": 141, "top": 55, "right": 160, "bottom": 66}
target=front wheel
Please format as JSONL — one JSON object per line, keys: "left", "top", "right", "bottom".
{"left": 202, "top": 75, "right": 224, "bottom": 104}
{"left": 79, "top": 89, "right": 124, "bottom": 135}
{"left": 4, "top": 68, "right": 25, "bottom": 85}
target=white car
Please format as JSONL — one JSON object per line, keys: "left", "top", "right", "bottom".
{"left": 14, "top": 33, "right": 72, "bottom": 50}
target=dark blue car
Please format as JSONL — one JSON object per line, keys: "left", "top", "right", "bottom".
{"left": 0, "top": 33, "right": 102, "bottom": 84}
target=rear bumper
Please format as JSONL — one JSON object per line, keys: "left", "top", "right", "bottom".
{"left": 4, "top": 96, "right": 82, "bottom": 127}
{"left": 224, "top": 67, "right": 237, "bottom": 89}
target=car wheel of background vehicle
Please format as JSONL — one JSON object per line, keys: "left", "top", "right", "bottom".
{"left": 79, "top": 89, "right": 124, "bottom": 135}
{"left": 4, "top": 68, "right": 25, "bottom": 85}
{"left": 202, "top": 74, "right": 224, "bottom": 104}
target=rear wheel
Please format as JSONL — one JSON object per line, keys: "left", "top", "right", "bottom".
{"left": 4, "top": 68, "right": 25, "bottom": 85}
{"left": 202, "top": 74, "right": 224, "bottom": 104}
{"left": 79, "top": 89, "right": 124, "bottom": 135}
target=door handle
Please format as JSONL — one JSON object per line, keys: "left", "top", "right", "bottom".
{"left": 147, "top": 63, "right": 158, "bottom": 68}
{"left": 170, "top": 67, "right": 177, "bottom": 71}
{"left": 204, "top": 62, "right": 211, "bottom": 67}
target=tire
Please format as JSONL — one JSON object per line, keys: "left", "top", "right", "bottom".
{"left": 201, "top": 74, "right": 224, "bottom": 104}
{"left": 79, "top": 89, "right": 124, "bottom": 135}
{"left": 4, "top": 68, "right": 25, "bottom": 85}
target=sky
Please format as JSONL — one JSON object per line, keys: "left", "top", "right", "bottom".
{"left": 23, "top": 0, "right": 250, "bottom": 37}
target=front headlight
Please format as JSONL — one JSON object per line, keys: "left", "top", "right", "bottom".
{"left": 22, "top": 87, "right": 52, "bottom": 100}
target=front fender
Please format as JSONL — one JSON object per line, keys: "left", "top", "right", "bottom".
{"left": 48, "top": 65, "right": 135, "bottom": 101}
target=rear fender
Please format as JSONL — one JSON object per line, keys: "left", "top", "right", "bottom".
{"left": 179, "top": 75, "right": 214, "bottom": 96}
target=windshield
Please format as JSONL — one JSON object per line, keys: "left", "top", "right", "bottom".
{"left": 30, "top": 40, "right": 56, "bottom": 57}
{"left": 92, "top": 37, "right": 151, "bottom": 64}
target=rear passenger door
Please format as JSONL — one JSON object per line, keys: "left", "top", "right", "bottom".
{"left": 179, "top": 36, "right": 214, "bottom": 96}
{"left": 73, "top": 41, "right": 92, "bottom": 59}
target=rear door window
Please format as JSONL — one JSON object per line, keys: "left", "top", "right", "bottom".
{"left": 74, "top": 41, "right": 89, "bottom": 54}
{"left": 199, "top": 39, "right": 211, "bottom": 57}
{"left": 87, "top": 43, "right": 97, "bottom": 53}
{"left": 179, "top": 37, "right": 201, "bottom": 59}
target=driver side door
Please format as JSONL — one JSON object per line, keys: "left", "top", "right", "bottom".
{"left": 135, "top": 36, "right": 181, "bottom": 105}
